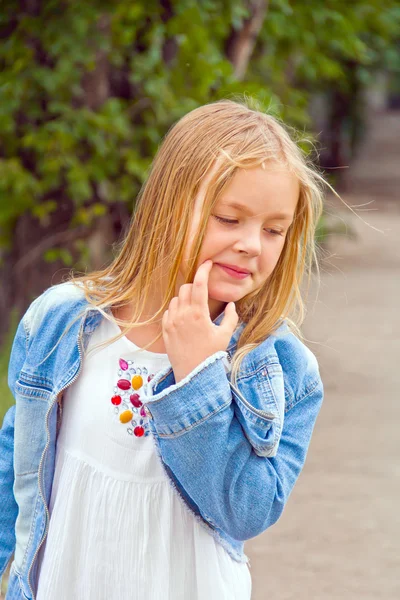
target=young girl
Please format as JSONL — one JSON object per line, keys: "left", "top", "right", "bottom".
{"left": 1, "top": 98, "right": 326, "bottom": 600}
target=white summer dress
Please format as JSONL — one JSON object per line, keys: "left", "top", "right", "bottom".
{"left": 35, "top": 316, "right": 252, "bottom": 600}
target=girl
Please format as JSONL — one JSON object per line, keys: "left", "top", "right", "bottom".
{"left": 1, "top": 98, "right": 326, "bottom": 600}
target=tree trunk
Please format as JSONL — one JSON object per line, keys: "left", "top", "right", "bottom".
{"left": 225, "top": 0, "right": 269, "bottom": 80}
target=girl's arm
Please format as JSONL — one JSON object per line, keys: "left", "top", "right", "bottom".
{"left": 0, "top": 319, "right": 27, "bottom": 577}
{"left": 146, "top": 350, "right": 323, "bottom": 541}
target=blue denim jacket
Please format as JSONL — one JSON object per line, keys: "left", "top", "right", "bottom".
{"left": 0, "top": 281, "right": 324, "bottom": 599}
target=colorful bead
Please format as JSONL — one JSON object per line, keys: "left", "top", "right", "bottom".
{"left": 111, "top": 357, "right": 153, "bottom": 440}
{"left": 130, "top": 393, "right": 142, "bottom": 408}
{"left": 131, "top": 375, "right": 143, "bottom": 390}
{"left": 119, "top": 410, "right": 133, "bottom": 424}
{"left": 119, "top": 358, "right": 129, "bottom": 371}
{"left": 117, "top": 379, "right": 131, "bottom": 391}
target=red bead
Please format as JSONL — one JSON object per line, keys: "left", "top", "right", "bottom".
{"left": 134, "top": 426, "right": 145, "bottom": 437}
{"left": 117, "top": 379, "right": 131, "bottom": 390}
{"left": 111, "top": 395, "right": 122, "bottom": 405}
{"left": 130, "top": 394, "right": 142, "bottom": 408}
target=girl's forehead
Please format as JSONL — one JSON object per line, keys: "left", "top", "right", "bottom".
{"left": 194, "top": 160, "right": 299, "bottom": 213}
{"left": 219, "top": 166, "right": 299, "bottom": 206}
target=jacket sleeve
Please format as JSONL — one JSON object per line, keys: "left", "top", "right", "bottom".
{"left": 145, "top": 350, "right": 324, "bottom": 541}
{"left": 0, "top": 318, "right": 28, "bottom": 577}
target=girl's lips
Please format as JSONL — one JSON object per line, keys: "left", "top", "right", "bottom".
{"left": 216, "top": 264, "right": 250, "bottom": 279}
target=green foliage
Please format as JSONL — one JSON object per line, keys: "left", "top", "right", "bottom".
{"left": 251, "top": 0, "right": 400, "bottom": 126}
{"left": 0, "top": 0, "right": 399, "bottom": 262}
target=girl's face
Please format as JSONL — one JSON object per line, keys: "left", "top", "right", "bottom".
{"left": 181, "top": 163, "right": 300, "bottom": 321}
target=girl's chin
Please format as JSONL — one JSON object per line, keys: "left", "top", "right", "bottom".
{"left": 208, "top": 288, "right": 246, "bottom": 303}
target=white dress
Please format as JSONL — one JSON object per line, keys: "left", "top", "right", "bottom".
{"left": 36, "top": 316, "right": 252, "bottom": 600}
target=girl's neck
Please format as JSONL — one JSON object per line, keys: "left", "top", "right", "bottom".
{"left": 111, "top": 292, "right": 228, "bottom": 353}
{"left": 112, "top": 305, "right": 167, "bottom": 354}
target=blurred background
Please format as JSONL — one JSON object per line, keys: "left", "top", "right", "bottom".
{"left": 1, "top": 1, "right": 399, "bottom": 598}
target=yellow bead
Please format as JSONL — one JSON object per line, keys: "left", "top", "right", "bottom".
{"left": 120, "top": 410, "right": 133, "bottom": 424}
{"left": 131, "top": 375, "right": 143, "bottom": 390}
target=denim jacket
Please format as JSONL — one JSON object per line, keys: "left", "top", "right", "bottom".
{"left": 0, "top": 281, "right": 324, "bottom": 600}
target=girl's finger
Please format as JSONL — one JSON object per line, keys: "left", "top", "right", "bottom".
{"left": 191, "top": 260, "right": 212, "bottom": 310}
{"left": 167, "top": 296, "right": 179, "bottom": 324}
{"left": 178, "top": 283, "right": 192, "bottom": 308}
{"left": 162, "top": 308, "right": 169, "bottom": 330}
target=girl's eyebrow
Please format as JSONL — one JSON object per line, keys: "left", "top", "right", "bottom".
{"left": 219, "top": 201, "right": 293, "bottom": 220}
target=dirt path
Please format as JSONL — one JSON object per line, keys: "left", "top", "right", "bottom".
{"left": 247, "top": 110, "right": 400, "bottom": 600}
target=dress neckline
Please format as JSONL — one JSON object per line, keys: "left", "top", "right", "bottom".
{"left": 103, "top": 316, "right": 169, "bottom": 359}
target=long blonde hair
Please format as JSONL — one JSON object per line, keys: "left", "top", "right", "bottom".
{"left": 66, "top": 97, "right": 327, "bottom": 388}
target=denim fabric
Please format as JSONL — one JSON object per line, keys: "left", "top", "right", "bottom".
{"left": 0, "top": 281, "right": 324, "bottom": 599}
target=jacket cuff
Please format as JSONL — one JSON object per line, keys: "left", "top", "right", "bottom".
{"left": 143, "top": 350, "right": 231, "bottom": 436}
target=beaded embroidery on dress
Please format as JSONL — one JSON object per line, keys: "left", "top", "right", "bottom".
{"left": 111, "top": 356, "right": 155, "bottom": 438}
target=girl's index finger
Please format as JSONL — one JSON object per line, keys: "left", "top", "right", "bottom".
{"left": 191, "top": 259, "right": 212, "bottom": 309}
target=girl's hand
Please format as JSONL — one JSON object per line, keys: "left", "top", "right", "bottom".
{"left": 162, "top": 259, "right": 239, "bottom": 383}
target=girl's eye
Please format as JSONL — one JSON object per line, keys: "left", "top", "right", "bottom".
{"left": 213, "top": 215, "right": 283, "bottom": 236}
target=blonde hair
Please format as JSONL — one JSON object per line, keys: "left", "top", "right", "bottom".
{"left": 64, "top": 97, "right": 327, "bottom": 388}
